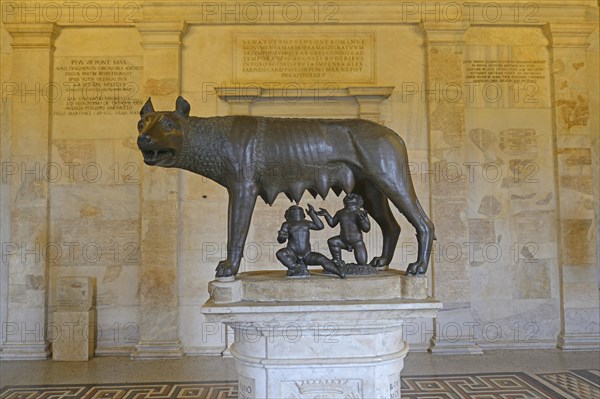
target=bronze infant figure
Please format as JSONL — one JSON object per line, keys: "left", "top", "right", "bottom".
{"left": 136, "top": 96, "right": 435, "bottom": 278}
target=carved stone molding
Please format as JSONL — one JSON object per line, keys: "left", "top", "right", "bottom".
{"left": 216, "top": 86, "right": 394, "bottom": 122}
{"left": 137, "top": 21, "right": 187, "bottom": 49}
{"left": 420, "top": 21, "right": 470, "bottom": 49}
{"left": 543, "top": 22, "right": 597, "bottom": 48}
{"left": 4, "top": 23, "right": 61, "bottom": 49}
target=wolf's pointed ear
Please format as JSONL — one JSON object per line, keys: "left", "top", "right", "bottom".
{"left": 140, "top": 98, "right": 154, "bottom": 117}
{"left": 175, "top": 96, "right": 191, "bottom": 117}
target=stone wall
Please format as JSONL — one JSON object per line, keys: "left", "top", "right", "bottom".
{"left": 0, "top": 0, "right": 598, "bottom": 359}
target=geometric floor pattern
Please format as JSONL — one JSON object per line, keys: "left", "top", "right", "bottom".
{"left": 1, "top": 370, "right": 598, "bottom": 399}
{"left": 402, "top": 370, "right": 599, "bottom": 399}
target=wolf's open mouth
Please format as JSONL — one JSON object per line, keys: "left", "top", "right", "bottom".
{"left": 142, "top": 149, "right": 175, "bottom": 165}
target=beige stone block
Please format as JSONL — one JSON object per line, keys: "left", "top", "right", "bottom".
{"left": 208, "top": 280, "right": 243, "bottom": 304}
{"left": 57, "top": 277, "right": 94, "bottom": 311}
{"left": 241, "top": 270, "right": 402, "bottom": 302}
{"left": 211, "top": 269, "right": 429, "bottom": 303}
{"left": 401, "top": 275, "right": 429, "bottom": 300}
{"left": 52, "top": 310, "right": 96, "bottom": 361}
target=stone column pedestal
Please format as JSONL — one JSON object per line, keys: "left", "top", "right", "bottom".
{"left": 202, "top": 270, "right": 441, "bottom": 398}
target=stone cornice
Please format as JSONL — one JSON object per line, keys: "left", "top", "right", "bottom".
{"left": 543, "top": 22, "right": 597, "bottom": 48}
{"left": 4, "top": 23, "right": 61, "bottom": 50}
{"left": 420, "top": 22, "right": 470, "bottom": 47}
{"left": 136, "top": 21, "right": 187, "bottom": 49}
{"left": 216, "top": 86, "right": 393, "bottom": 122}
{"left": 216, "top": 86, "right": 393, "bottom": 102}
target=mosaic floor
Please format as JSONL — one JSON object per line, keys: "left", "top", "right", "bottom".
{"left": 1, "top": 370, "right": 598, "bottom": 399}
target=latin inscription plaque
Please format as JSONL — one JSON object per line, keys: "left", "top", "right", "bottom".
{"left": 464, "top": 59, "right": 548, "bottom": 105}
{"left": 53, "top": 56, "right": 143, "bottom": 116}
{"left": 233, "top": 33, "right": 375, "bottom": 83}
{"left": 465, "top": 60, "right": 545, "bottom": 84}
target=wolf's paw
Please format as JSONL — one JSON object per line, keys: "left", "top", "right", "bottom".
{"left": 370, "top": 256, "right": 390, "bottom": 270}
{"left": 406, "top": 261, "right": 427, "bottom": 276}
{"left": 215, "top": 260, "right": 236, "bottom": 278}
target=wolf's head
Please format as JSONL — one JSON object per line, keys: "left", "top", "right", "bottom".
{"left": 137, "top": 96, "right": 190, "bottom": 166}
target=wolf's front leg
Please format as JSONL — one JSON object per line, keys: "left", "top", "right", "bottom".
{"left": 215, "top": 185, "right": 258, "bottom": 278}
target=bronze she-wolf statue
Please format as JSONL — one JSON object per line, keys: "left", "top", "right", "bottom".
{"left": 136, "top": 96, "right": 434, "bottom": 278}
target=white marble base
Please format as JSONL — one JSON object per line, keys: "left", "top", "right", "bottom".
{"left": 0, "top": 342, "right": 50, "bottom": 360}
{"left": 429, "top": 337, "right": 484, "bottom": 355}
{"left": 557, "top": 332, "right": 600, "bottom": 351}
{"left": 130, "top": 340, "right": 184, "bottom": 360}
{"left": 202, "top": 270, "right": 441, "bottom": 398}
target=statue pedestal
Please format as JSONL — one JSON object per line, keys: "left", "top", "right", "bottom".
{"left": 202, "top": 270, "right": 441, "bottom": 398}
